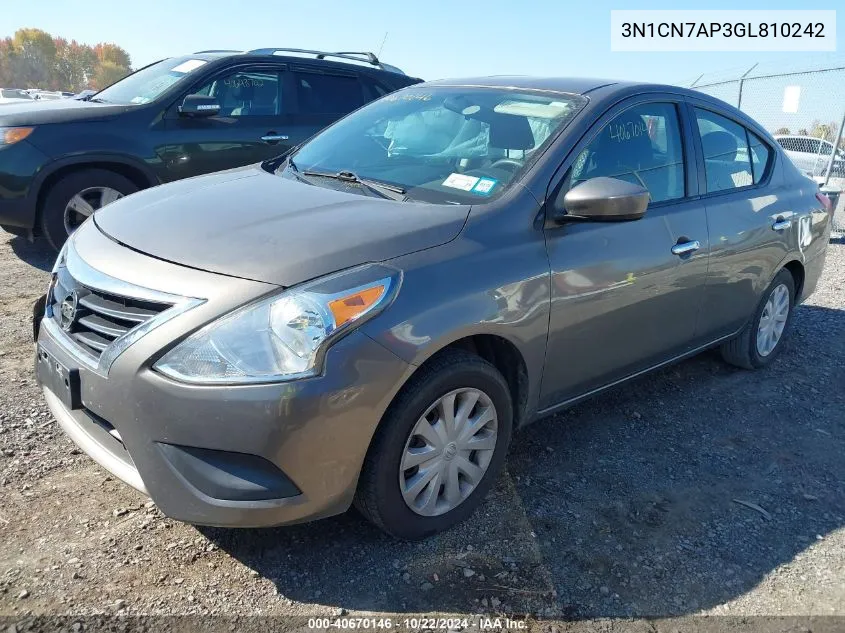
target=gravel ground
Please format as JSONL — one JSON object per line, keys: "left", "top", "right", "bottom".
{"left": 0, "top": 231, "right": 843, "bottom": 624}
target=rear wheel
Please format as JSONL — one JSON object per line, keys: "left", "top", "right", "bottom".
{"left": 720, "top": 269, "right": 796, "bottom": 369}
{"left": 355, "top": 349, "right": 513, "bottom": 539}
{"left": 40, "top": 169, "right": 138, "bottom": 250}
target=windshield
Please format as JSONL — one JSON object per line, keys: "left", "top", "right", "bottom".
{"left": 94, "top": 57, "right": 209, "bottom": 105}
{"left": 286, "top": 86, "right": 587, "bottom": 204}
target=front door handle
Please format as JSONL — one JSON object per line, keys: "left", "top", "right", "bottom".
{"left": 261, "top": 133, "right": 289, "bottom": 143}
{"left": 671, "top": 240, "right": 701, "bottom": 256}
{"left": 772, "top": 218, "right": 792, "bottom": 231}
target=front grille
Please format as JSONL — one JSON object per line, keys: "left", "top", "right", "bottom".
{"left": 50, "top": 266, "right": 172, "bottom": 360}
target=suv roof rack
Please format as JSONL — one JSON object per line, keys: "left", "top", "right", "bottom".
{"left": 246, "top": 48, "right": 405, "bottom": 75}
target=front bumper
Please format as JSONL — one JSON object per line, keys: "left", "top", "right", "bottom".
{"left": 36, "top": 224, "right": 413, "bottom": 528}
{"left": 0, "top": 140, "right": 49, "bottom": 231}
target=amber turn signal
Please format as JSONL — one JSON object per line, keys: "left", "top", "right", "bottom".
{"left": 328, "top": 285, "right": 386, "bottom": 327}
{"left": 2, "top": 127, "right": 35, "bottom": 145}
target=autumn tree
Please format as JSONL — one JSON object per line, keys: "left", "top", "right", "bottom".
{"left": 11, "top": 28, "right": 56, "bottom": 88}
{"left": 54, "top": 38, "right": 97, "bottom": 92}
{"left": 774, "top": 127, "right": 791, "bottom": 135}
{"left": 0, "top": 28, "right": 131, "bottom": 91}
{"left": 93, "top": 43, "right": 131, "bottom": 69}
{"left": 809, "top": 120, "right": 839, "bottom": 144}
{"left": 92, "top": 61, "right": 129, "bottom": 89}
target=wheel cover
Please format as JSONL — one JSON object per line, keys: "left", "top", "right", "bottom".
{"left": 399, "top": 388, "right": 498, "bottom": 517}
{"left": 756, "top": 283, "right": 790, "bottom": 357}
{"left": 63, "top": 186, "right": 124, "bottom": 236}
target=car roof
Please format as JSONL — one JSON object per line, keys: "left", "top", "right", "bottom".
{"left": 422, "top": 76, "right": 631, "bottom": 95}
{"left": 411, "top": 77, "right": 778, "bottom": 142}
{"left": 420, "top": 76, "right": 734, "bottom": 99}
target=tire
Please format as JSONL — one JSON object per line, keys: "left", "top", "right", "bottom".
{"left": 40, "top": 169, "right": 139, "bottom": 251}
{"left": 720, "top": 269, "right": 796, "bottom": 370}
{"left": 355, "top": 349, "right": 513, "bottom": 540}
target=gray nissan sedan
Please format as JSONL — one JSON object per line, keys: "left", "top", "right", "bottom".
{"left": 34, "top": 77, "right": 833, "bottom": 539}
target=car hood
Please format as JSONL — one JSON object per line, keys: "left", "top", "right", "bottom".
{"left": 93, "top": 165, "right": 470, "bottom": 287}
{"left": 0, "top": 98, "right": 134, "bottom": 126}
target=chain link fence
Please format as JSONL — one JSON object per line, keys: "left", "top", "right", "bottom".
{"left": 690, "top": 61, "right": 845, "bottom": 234}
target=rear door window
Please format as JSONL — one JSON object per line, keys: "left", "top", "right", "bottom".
{"left": 294, "top": 69, "right": 367, "bottom": 114}
{"left": 695, "top": 108, "right": 755, "bottom": 192}
{"left": 360, "top": 76, "right": 391, "bottom": 100}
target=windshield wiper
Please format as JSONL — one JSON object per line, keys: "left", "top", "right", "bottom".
{"left": 88, "top": 97, "right": 110, "bottom": 104}
{"left": 302, "top": 169, "right": 406, "bottom": 201}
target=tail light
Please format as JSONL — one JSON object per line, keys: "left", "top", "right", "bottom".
{"left": 816, "top": 192, "right": 833, "bottom": 214}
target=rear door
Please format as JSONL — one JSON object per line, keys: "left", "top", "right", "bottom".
{"left": 284, "top": 65, "right": 373, "bottom": 145}
{"left": 162, "top": 63, "right": 294, "bottom": 181}
{"left": 688, "top": 102, "right": 792, "bottom": 339}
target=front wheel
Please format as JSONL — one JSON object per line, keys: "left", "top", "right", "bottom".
{"left": 721, "top": 269, "right": 796, "bottom": 369}
{"left": 40, "top": 169, "right": 139, "bottom": 250}
{"left": 355, "top": 350, "right": 513, "bottom": 539}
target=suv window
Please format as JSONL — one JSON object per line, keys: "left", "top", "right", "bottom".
{"left": 294, "top": 70, "right": 366, "bottom": 114}
{"left": 360, "top": 76, "right": 391, "bottom": 100}
{"left": 695, "top": 108, "right": 758, "bottom": 192}
{"left": 568, "top": 102, "right": 685, "bottom": 204}
{"left": 195, "top": 69, "right": 282, "bottom": 117}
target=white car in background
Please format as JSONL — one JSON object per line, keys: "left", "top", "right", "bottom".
{"left": 27, "top": 90, "right": 74, "bottom": 100}
{"left": 0, "top": 88, "right": 35, "bottom": 104}
{"left": 775, "top": 134, "right": 845, "bottom": 180}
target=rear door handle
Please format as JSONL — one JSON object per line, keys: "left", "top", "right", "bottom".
{"left": 671, "top": 240, "right": 701, "bottom": 256}
{"left": 261, "top": 134, "right": 289, "bottom": 143}
{"left": 772, "top": 218, "right": 792, "bottom": 231}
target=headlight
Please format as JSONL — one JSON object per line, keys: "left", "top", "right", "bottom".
{"left": 0, "top": 127, "right": 35, "bottom": 146}
{"left": 154, "top": 264, "right": 401, "bottom": 384}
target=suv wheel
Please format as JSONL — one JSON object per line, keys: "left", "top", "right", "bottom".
{"left": 40, "top": 169, "right": 138, "bottom": 250}
{"left": 721, "top": 269, "right": 796, "bottom": 369}
{"left": 355, "top": 349, "right": 513, "bottom": 539}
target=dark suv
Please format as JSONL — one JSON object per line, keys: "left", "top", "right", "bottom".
{"left": 0, "top": 48, "right": 420, "bottom": 249}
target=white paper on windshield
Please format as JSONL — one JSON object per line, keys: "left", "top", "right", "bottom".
{"left": 494, "top": 100, "right": 570, "bottom": 119}
{"left": 442, "top": 173, "right": 480, "bottom": 191}
{"left": 171, "top": 59, "right": 207, "bottom": 74}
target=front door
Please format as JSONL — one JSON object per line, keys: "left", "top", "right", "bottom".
{"left": 163, "top": 65, "right": 294, "bottom": 181}
{"left": 540, "top": 99, "right": 710, "bottom": 408}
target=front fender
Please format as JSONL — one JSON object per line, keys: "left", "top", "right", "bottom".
{"left": 361, "top": 230, "right": 551, "bottom": 423}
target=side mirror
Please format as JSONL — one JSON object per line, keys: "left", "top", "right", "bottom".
{"left": 555, "top": 177, "right": 650, "bottom": 222}
{"left": 178, "top": 94, "right": 221, "bottom": 118}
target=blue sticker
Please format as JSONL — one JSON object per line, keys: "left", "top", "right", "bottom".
{"left": 472, "top": 178, "right": 498, "bottom": 195}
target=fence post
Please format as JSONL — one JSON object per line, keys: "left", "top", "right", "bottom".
{"left": 823, "top": 109, "right": 845, "bottom": 187}
{"left": 736, "top": 63, "right": 758, "bottom": 109}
